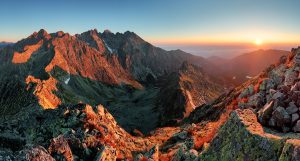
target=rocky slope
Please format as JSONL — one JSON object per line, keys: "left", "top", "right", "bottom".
{"left": 157, "top": 62, "right": 228, "bottom": 125}
{"left": 100, "top": 30, "right": 226, "bottom": 83}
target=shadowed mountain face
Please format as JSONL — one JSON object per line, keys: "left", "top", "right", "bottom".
{"left": 2, "top": 29, "right": 299, "bottom": 160}
{"left": 100, "top": 30, "right": 226, "bottom": 82}
{"left": 157, "top": 62, "right": 227, "bottom": 125}
{"left": 209, "top": 49, "right": 289, "bottom": 84}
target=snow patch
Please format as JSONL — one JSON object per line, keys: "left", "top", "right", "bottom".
{"left": 246, "top": 75, "right": 252, "bottom": 79}
{"left": 103, "top": 40, "right": 113, "bottom": 53}
{"left": 65, "top": 77, "right": 70, "bottom": 84}
{"left": 186, "top": 91, "right": 196, "bottom": 109}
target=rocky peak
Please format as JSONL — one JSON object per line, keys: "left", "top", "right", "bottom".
{"left": 89, "top": 28, "right": 98, "bottom": 35}
{"left": 54, "top": 31, "right": 65, "bottom": 37}
{"left": 103, "top": 29, "right": 112, "bottom": 34}
{"left": 37, "top": 29, "right": 48, "bottom": 36}
{"left": 76, "top": 29, "right": 106, "bottom": 52}
{"left": 31, "top": 29, "right": 51, "bottom": 40}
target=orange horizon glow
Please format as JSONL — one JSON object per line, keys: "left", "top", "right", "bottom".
{"left": 148, "top": 37, "right": 300, "bottom": 46}
{"left": 146, "top": 30, "right": 300, "bottom": 46}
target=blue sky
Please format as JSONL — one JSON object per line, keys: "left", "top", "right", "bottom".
{"left": 1, "top": 0, "right": 300, "bottom": 46}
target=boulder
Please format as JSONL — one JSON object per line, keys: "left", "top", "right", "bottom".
{"left": 260, "top": 79, "right": 275, "bottom": 91}
{"left": 294, "top": 54, "right": 300, "bottom": 64}
{"left": 238, "top": 85, "right": 254, "bottom": 99}
{"left": 293, "top": 120, "right": 300, "bottom": 132}
{"left": 291, "top": 113, "right": 300, "bottom": 123}
{"left": 272, "top": 106, "right": 291, "bottom": 127}
{"left": 247, "top": 93, "right": 263, "bottom": 108}
{"left": 284, "top": 69, "right": 297, "bottom": 86}
{"left": 286, "top": 102, "right": 298, "bottom": 114}
{"left": 258, "top": 101, "right": 274, "bottom": 124}
{"left": 272, "top": 91, "right": 284, "bottom": 100}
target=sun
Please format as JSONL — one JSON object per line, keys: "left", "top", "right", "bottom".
{"left": 254, "top": 39, "right": 262, "bottom": 46}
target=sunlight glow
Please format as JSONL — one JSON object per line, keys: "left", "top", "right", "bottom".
{"left": 254, "top": 39, "right": 262, "bottom": 46}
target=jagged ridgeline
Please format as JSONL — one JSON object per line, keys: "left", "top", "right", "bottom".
{"left": 0, "top": 29, "right": 300, "bottom": 160}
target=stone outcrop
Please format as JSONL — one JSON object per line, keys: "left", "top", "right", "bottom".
{"left": 200, "top": 109, "right": 300, "bottom": 160}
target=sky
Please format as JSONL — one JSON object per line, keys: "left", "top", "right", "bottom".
{"left": 1, "top": 0, "right": 300, "bottom": 57}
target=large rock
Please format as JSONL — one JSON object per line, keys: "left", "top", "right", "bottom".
{"left": 294, "top": 53, "right": 300, "bottom": 64}
{"left": 247, "top": 93, "right": 264, "bottom": 108}
{"left": 258, "top": 100, "right": 274, "bottom": 124}
{"left": 272, "top": 106, "right": 291, "bottom": 127}
{"left": 200, "top": 109, "right": 300, "bottom": 160}
{"left": 286, "top": 102, "right": 298, "bottom": 114}
{"left": 284, "top": 69, "right": 297, "bottom": 86}
{"left": 272, "top": 91, "right": 284, "bottom": 100}
{"left": 293, "top": 120, "right": 300, "bottom": 132}
{"left": 292, "top": 113, "right": 300, "bottom": 123}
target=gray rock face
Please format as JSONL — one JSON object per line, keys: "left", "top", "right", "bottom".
{"left": 294, "top": 54, "right": 300, "bottom": 64}
{"left": 286, "top": 102, "right": 298, "bottom": 114}
{"left": 272, "top": 91, "right": 284, "bottom": 100}
{"left": 284, "top": 69, "right": 297, "bottom": 86}
{"left": 272, "top": 106, "right": 291, "bottom": 126}
{"left": 293, "top": 120, "right": 300, "bottom": 132}
{"left": 248, "top": 93, "right": 263, "bottom": 108}
{"left": 292, "top": 113, "right": 300, "bottom": 123}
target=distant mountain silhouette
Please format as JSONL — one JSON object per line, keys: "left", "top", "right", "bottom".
{"left": 209, "top": 49, "right": 289, "bottom": 84}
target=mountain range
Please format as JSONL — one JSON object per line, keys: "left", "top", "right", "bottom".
{"left": 0, "top": 29, "right": 299, "bottom": 160}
